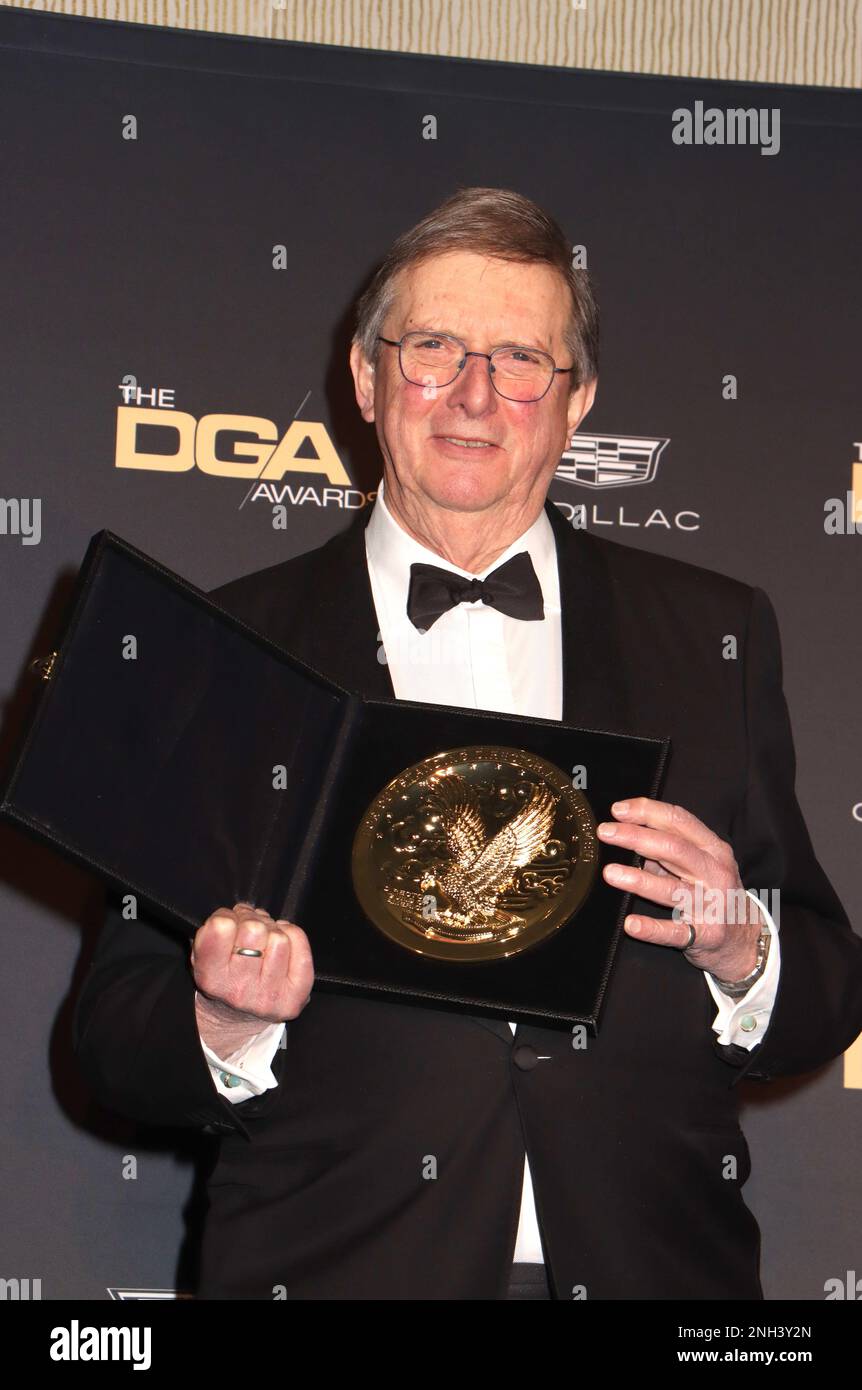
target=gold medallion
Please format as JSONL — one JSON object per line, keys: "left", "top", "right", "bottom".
{"left": 351, "top": 746, "right": 598, "bottom": 962}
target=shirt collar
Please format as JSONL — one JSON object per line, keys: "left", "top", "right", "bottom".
{"left": 366, "top": 474, "right": 559, "bottom": 601}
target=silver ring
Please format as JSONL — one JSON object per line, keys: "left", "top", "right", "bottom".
{"left": 682, "top": 922, "right": 697, "bottom": 951}
{"left": 234, "top": 947, "right": 263, "bottom": 957}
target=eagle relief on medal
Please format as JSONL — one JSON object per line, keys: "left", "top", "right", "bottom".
{"left": 351, "top": 746, "right": 599, "bottom": 962}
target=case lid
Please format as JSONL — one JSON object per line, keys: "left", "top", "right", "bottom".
{"left": 1, "top": 530, "right": 670, "bottom": 1030}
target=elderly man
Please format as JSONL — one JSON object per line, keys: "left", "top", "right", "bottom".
{"left": 74, "top": 187, "right": 862, "bottom": 1301}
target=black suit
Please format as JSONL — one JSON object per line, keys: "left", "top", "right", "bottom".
{"left": 73, "top": 499, "right": 862, "bottom": 1299}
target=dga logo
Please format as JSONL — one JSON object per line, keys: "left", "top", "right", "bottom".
{"left": 113, "top": 385, "right": 373, "bottom": 510}
{"left": 115, "top": 405, "right": 351, "bottom": 487}
{"left": 845, "top": 1008, "right": 862, "bottom": 1090}
{"left": 555, "top": 435, "right": 669, "bottom": 489}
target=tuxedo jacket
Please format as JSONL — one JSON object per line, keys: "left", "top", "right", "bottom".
{"left": 73, "top": 499, "right": 862, "bottom": 1300}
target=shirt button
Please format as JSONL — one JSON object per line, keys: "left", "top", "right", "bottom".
{"left": 739, "top": 1014, "right": 758, "bottom": 1033}
{"left": 219, "top": 1071, "right": 242, "bottom": 1087}
{"left": 512, "top": 1044, "right": 539, "bottom": 1071}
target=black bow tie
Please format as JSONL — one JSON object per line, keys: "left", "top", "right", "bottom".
{"left": 406, "top": 551, "right": 544, "bottom": 632}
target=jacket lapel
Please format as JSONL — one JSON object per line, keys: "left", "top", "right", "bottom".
{"left": 543, "top": 498, "right": 636, "bottom": 736}
{"left": 278, "top": 508, "right": 395, "bottom": 701}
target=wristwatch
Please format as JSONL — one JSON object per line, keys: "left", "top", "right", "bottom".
{"left": 710, "top": 922, "right": 772, "bottom": 999}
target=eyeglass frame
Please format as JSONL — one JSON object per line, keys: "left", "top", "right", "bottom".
{"left": 376, "top": 330, "right": 576, "bottom": 403}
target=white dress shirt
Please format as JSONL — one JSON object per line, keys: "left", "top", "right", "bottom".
{"left": 197, "top": 478, "right": 780, "bottom": 1266}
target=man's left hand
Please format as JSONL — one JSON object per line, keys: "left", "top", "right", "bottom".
{"left": 598, "top": 797, "right": 764, "bottom": 984}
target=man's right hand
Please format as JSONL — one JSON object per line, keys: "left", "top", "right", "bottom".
{"left": 191, "top": 902, "right": 315, "bottom": 1057}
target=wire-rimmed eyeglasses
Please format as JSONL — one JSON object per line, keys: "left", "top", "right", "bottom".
{"left": 377, "top": 330, "right": 575, "bottom": 403}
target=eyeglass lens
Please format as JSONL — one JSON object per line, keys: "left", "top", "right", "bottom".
{"left": 400, "top": 333, "right": 554, "bottom": 402}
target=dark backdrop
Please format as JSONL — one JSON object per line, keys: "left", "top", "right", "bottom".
{"left": 0, "top": 7, "right": 859, "bottom": 1300}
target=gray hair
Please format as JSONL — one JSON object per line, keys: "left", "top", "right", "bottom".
{"left": 352, "top": 186, "right": 599, "bottom": 389}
